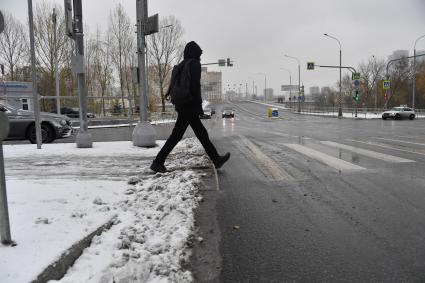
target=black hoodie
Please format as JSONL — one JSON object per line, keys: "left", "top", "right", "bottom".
{"left": 175, "top": 41, "right": 203, "bottom": 114}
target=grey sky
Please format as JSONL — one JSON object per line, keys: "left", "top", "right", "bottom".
{"left": 3, "top": 0, "right": 425, "bottom": 95}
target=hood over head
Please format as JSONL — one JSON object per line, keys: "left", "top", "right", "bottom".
{"left": 184, "top": 41, "right": 202, "bottom": 60}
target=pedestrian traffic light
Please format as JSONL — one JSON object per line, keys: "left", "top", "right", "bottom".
{"left": 353, "top": 90, "right": 360, "bottom": 101}
{"left": 226, "top": 58, "right": 233, "bottom": 67}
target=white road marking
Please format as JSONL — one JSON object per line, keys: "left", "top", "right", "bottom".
{"left": 374, "top": 137, "right": 425, "bottom": 147}
{"left": 321, "top": 141, "right": 415, "bottom": 163}
{"left": 238, "top": 136, "right": 294, "bottom": 181}
{"left": 283, "top": 143, "right": 366, "bottom": 172}
{"left": 348, "top": 139, "right": 425, "bottom": 157}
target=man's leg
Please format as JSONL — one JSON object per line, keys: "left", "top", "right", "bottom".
{"left": 154, "top": 113, "right": 190, "bottom": 164}
{"left": 188, "top": 114, "right": 220, "bottom": 161}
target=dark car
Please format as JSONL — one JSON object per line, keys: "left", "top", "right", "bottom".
{"left": 200, "top": 108, "right": 212, "bottom": 119}
{"left": 222, "top": 107, "right": 235, "bottom": 118}
{"left": 1, "top": 103, "right": 73, "bottom": 143}
{"left": 53, "top": 107, "right": 95, "bottom": 118}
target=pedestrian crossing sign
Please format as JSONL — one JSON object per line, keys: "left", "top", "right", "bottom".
{"left": 383, "top": 80, "right": 391, "bottom": 90}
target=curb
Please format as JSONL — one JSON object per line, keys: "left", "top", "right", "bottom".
{"left": 32, "top": 215, "right": 117, "bottom": 283}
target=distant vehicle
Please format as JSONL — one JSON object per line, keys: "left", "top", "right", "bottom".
{"left": 210, "top": 107, "right": 216, "bottom": 115}
{"left": 1, "top": 103, "right": 73, "bottom": 143}
{"left": 382, "top": 107, "right": 415, "bottom": 120}
{"left": 200, "top": 108, "right": 212, "bottom": 119}
{"left": 52, "top": 107, "right": 95, "bottom": 118}
{"left": 222, "top": 107, "right": 235, "bottom": 118}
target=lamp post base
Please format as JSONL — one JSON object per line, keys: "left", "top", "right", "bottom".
{"left": 76, "top": 131, "right": 93, "bottom": 148}
{"left": 132, "top": 121, "right": 156, "bottom": 147}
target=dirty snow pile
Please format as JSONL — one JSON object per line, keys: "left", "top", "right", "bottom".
{"left": 0, "top": 138, "right": 211, "bottom": 283}
{"left": 56, "top": 172, "right": 204, "bottom": 283}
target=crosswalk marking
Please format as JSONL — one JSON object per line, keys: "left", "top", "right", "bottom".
{"left": 348, "top": 139, "right": 425, "bottom": 157}
{"left": 283, "top": 143, "right": 366, "bottom": 172}
{"left": 321, "top": 141, "right": 415, "bottom": 163}
{"left": 238, "top": 136, "right": 294, "bottom": 181}
{"left": 374, "top": 137, "right": 425, "bottom": 147}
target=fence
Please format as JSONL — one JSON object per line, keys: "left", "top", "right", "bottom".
{"left": 0, "top": 95, "right": 178, "bottom": 124}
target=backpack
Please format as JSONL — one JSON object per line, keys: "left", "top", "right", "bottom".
{"left": 166, "top": 59, "right": 193, "bottom": 105}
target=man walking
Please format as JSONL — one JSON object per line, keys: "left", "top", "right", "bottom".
{"left": 150, "top": 41, "right": 230, "bottom": 173}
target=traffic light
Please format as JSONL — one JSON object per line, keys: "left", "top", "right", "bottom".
{"left": 226, "top": 58, "right": 233, "bottom": 67}
{"left": 384, "top": 93, "right": 388, "bottom": 100}
{"left": 353, "top": 90, "right": 360, "bottom": 101}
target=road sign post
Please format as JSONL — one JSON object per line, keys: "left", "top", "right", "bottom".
{"left": 307, "top": 62, "right": 315, "bottom": 70}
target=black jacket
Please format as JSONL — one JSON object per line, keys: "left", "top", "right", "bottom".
{"left": 174, "top": 41, "right": 203, "bottom": 115}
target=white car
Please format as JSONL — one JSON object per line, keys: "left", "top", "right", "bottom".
{"left": 382, "top": 107, "right": 415, "bottom": 120}
{"left": 200, "top": 108, "right": 212, "bottom": 119}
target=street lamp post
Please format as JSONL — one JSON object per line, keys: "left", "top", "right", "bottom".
{"left": 284, "top": 54, "right": 301, "bottom": 112}
{"left": 132, "top": 0, "right": 156, "bottom": 147}
{"left": 52, "top": 8, "right": 60, "bottom": 115}
{"left": 323, "top": 33, "right": 342, "bottom": 117}
{"left": 413, "top": 35, "right": 425, "bottom": 110}
{"left": 256, "top": 73, "right": 267, "bottom": 102}
{"left": 280, "top": 67, "right": 292, "bottom": 104}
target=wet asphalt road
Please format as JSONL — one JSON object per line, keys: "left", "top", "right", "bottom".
{"left": 206, "top": 101, "right": 425, "bottom": 282}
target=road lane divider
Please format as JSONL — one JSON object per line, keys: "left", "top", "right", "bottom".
{"left": 236, "top": 135, "right": 294, "bottom": 181}
{"left": 321, "top": 141, "right": 415, "bottom": 163}
{"left": 283, "top": 143, "right": 366, "bottom": 172}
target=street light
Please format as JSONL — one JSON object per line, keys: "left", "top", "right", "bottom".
{"left": 256, "top": 73, "right": 267, "bottom": 102}
{"left": 323, "top": 33, "right": 342, "bottom": 117}
{"left": 280, "top": 67, "right": 292, "bottom": 99}
{"left": 284, "top": 54, "right": 301, "bottom": 112}
{"left": 413, "top": 34, "right": 425, "bottom": 110}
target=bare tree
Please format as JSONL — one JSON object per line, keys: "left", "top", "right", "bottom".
{"left": 33, "top": 1, "right": 71, "bottom": 110}
{"left": 92, "top": 29, "right": 114, "bottom": 116}
{"left": 109, "top": 3, "right": 134, "bottom": 113}
{"left": 359, "top": 56, "right": 385, "bottom": 108}
{"left": 0, "top": 12, "right": 28, "bottom": 80}
{"left": 147, "top": 16, "right": 184, "bottom": 112}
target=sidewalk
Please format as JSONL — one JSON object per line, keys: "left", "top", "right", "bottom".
{"left": 0, "top": 138, "right": 213, "bottom": 282}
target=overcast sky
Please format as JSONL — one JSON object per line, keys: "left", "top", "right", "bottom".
{"left": 4, "top": 0, "right": 425, "bottom": 95}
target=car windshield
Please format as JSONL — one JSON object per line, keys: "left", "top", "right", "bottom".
{"left": 0, "top": 104, "right": 16, "bottom": 112}
{"left": 391, "top": 107, "right": 403, "bottom": 111}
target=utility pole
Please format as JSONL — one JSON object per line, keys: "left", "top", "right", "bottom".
{"left": 132, "top": 0, "right": 156, "bottom": 147}
{"left": 52, "top": 8, "right": 60, "bottom": 115}
{"left": 73, "top": 0, "right": 92, "bottom": 148}
{"left": 28, "top": 0, "right": 42, "bottom": 148}
{"left": 0, "top": 9, "right": 14, "bottom": 246}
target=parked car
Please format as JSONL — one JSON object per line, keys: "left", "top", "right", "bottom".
{"left": 210, "top": 107, "right": 216, "bottom": 115}
{"left": 382, "top": 107, "right": 415, "bottom": 120}
{"left": 200, "top": 108, "right": 212, "bottom": 119}
{"left": 52, "top": 107, "right": 95, "bottom": 118}
{"left": 222, "top": 107, "right": 235, "bottom": 118}
{"left": 1, "top": 103, "right": 73, "bottom": 143}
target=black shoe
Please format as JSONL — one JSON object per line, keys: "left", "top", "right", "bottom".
{"left": 150, "top": 161, "right": 166, "bottom": 173}
{"left": 213, "top": 153, "right": 231, "bottom": 169}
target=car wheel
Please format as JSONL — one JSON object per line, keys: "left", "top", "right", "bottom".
{"left": 395, "top": 114, "right": 401, "bottom": 120}
{"left": 28, "top": 124, "right": 55, "bottom": 144}
{"left": 409, "top": 114, "right": 415, "bottom": 120}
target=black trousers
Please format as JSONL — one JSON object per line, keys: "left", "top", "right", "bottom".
{"left": 154, "top": 112, "right": 219, "bottom": 164}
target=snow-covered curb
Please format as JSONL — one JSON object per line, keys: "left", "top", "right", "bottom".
{"left": 1, "top": 138, "right": 210, "bottom": 283}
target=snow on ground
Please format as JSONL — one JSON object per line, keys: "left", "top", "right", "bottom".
{"left": 1, "top": 138, "right": 210, "bottom": 283}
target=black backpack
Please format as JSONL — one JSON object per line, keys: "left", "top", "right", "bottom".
{"left": 166, "top": 59, "right": 193, "bottom": 105}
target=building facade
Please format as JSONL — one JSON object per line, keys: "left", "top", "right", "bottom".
{"left": 0, "top": 81, "right": 33, "bottom": 110}
{"left": 201, "top": 67, "right": 222, "bottom": 102}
